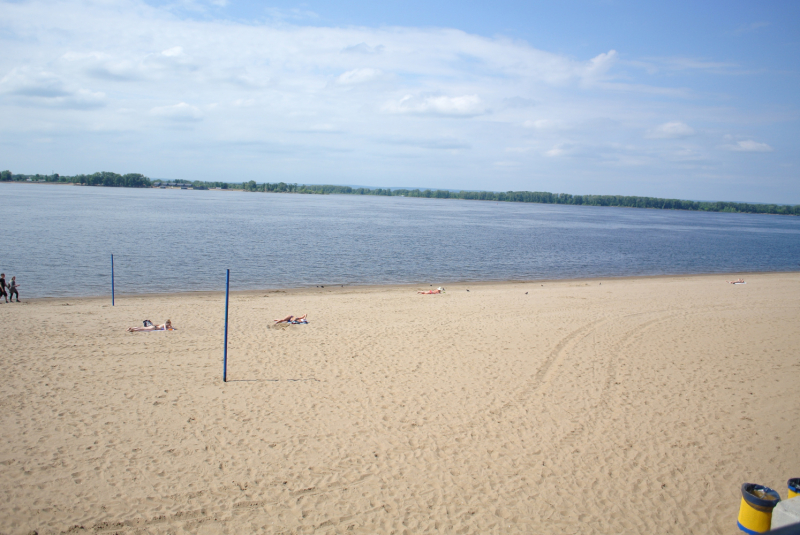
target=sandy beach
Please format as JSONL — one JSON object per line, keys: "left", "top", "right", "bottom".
{"left": 1, "top": 273, "right": 798, "bottom": 534}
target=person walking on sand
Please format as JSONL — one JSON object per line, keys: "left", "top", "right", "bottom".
{"left": 8, "top": 276, "right": 19, "bottom": 302}
{"left": 0, "top": 273, "right": 7, "bottom": 303}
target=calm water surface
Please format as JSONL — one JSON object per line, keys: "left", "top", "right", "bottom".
{"left": 2, "top": 183, "right": 799, "bottom": 298}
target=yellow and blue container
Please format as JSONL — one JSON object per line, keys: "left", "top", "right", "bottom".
{"left": 737, "top": 483, "right": 781, "bottom": 533}
{"left": 789, "top": 478, "right": 800, "bottom": 499}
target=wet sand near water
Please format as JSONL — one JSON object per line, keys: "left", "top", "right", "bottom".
{"left": 1, "top": 273, "right": 798, "bottom": 534}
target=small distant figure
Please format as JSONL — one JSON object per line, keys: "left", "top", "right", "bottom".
{"left": 274, "top": 314, "right": 308, "bottom": 324}
{"left": 127, "top": 319, "right": 174, "bottom": 332}
{"left": 728, "top": 278, "right": 745, "bottom": 284}
{"left": 0, "top": 273, "right": 7, "bottom": 303}
{"left": 7, "top": 276, "right": 19, "bottom": 302}
{"left": 418, "top": 287, "right": 444, "bottom": 294}
{"left": 525, "top": 292, "right": 528, "bottom": 294}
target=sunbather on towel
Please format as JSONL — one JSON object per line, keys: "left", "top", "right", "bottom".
{"left": 274, "top": 314, "right": 308, "bottom": 324}
{"left": 728, "top": 279, "right": 745, "bottom": 284}
{"left": 418, "top": 287, "right": 444, "bottom": 294}
{"left": 127, "top": 319, "right": 175, "bottom": 332}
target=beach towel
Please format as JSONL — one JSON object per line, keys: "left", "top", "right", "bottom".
{"left": 271, "top": 320, "right": 308, "bottom": 329}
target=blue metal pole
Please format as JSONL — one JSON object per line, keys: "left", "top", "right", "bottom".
{"left": 223, "top": 269, "right": 229, "bottom": 382}
{"left": 111, "top": 254, "right": 115, "bottom": 306}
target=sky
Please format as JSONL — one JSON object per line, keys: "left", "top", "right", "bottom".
{"left": 1, "top": 0, "right": 798, "bottom": 203}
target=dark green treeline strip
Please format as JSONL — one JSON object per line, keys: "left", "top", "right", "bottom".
{"left": 3, "top": 170, "right": 798, "bottom": 216}
{"left": 1, "top": 170, "right": 153, "bottom": 188}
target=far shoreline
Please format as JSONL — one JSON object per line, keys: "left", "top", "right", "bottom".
{"left": 20, "top": 270, "right": 795, "bottom": 303}
{"left": 2, "top": 177, "right": 797, "bottom": 216}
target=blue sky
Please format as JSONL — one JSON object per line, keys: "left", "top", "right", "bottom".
{"left": 1, "top": 0, "right": 798, "bottom": 202}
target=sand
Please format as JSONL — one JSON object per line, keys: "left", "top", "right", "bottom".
{"left": 1, "top": 273, "right": 798, "bottom": 534}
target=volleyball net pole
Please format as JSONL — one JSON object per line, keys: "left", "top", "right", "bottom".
{"left": 111, "top": 254, "right": 115, "bottom": 306}
{"left": 223, "top": 269, "right": 230, "bottom": 382}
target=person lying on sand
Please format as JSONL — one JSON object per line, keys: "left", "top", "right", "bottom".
{"left": 127, "top": 319, "right": 175, "bottom": 332}
{"left": 274, "top": 314, "right": 308, "bottom": 324}
{"left": 418, "top": 287, "right": 444, "bottom": 294}
{"left": 728, "top": 279, "right": 745, "bottom": 284}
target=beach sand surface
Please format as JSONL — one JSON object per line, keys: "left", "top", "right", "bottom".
{"left": 1, "top": 273, "right": 798, "bottom": 534}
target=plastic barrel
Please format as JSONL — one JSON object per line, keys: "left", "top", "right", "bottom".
{"left": 738, "top": 483, "right": 781, "bottom": 534}
{"left": 789, "top": 478, "right": 800, "bottom": 499}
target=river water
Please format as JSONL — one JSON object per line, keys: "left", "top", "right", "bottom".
{"left": 2, "top": 183, "right": 798, "bottom": 298}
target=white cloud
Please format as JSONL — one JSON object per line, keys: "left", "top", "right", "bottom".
{"left": 524, "top": 119, "right": 559, "bottom": 130}
{"left": 335, "top": 68, "right": 383, "bottom": 85}
{"left": 263, "top": 7, "right": 319, "bottom": 22}
{"left": 341, "top": 43, "right": 384, "bottom": 55}
{"left": 308, "top": 123, "right": 336, "bottom": 132}
{"left": 379, "top": 137, "right": 470, "bottom": 150}
{"left": 646, "top": 121, "right": 695, "bottom": 139}
{"left": 384, "top": 94, "right": 485, "bottom": 116}
{"left": 61, "top": 51, "right": 110, "bottom": 62}
{"left": 582, "top": 50, "right": 618, "bottom": 83}
{"left": 503, "top": 96, "right": 535, "bottom": 108}
{"left": 634, "top": 57, "right": 740, "bottom": 74}
{"left": 150, "top": 102, "right": 203, "bottom": 121}
{"left": 66, "top": 88, "right": 107, "bottom": 108}
{"left": 161, "top": 46, "right": 185, "bottom": 57}
{"left": 60, "top": 51, "right": 141, "bottom": 81}
{"left": 0, "top": 68, "right": 106, "bottom": 108}
{"left": 545, "top": 144, "right": 567, "bottom": 157}
{"left": 725, "top": 140, "right": 774, "bottom": 152}
{"left": 0, "top": 69, "right": 69, "bottom": 98}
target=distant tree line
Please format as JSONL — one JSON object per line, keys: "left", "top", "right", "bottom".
{"left": 2, "top": 170, "right": 798, "bottom": 215}
{"left": 0, "top": 170, "right": 228, "bottom": 190}
{"left": 1, "top": 170, "right": 151, "bottom": 188}
{"left": 260, "top": 183, "right": 800, "bottom": 216}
